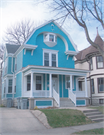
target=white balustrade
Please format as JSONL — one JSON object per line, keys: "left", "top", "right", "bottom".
{"left": 33, "top": 90, "right": 50, "bottom": 97}
{"left": 75, "top": 91, "right": 86, "bottom": 97}
{"left": 69, "top": 89, "right": 76, "bottom": 106}
{"left": 53, "top": 88, "right": 60, "bottom": 107}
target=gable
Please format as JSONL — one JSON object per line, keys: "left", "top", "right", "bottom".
{"left": 25, "top": 20, "right": 78, "bottom": 52}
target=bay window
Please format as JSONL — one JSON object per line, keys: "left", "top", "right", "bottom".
{"left": 90, "top": 79, "right": 94, "bottom": 93}
{"left": 27, "top": 75, "right": 31, "bottom": 91}
{"left": 36, "top": 76, "right": 42, "bottom": 90}
{"left": 98, "top": 78, "right": 104, "bottom": 93}
{"left": 8, "top": 79, "right": 12, "bottom": 93}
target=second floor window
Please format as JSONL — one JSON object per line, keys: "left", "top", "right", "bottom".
{"left": 43, "top": 50, "right": 58, "bottom": 67}
{"left": 96, "top": 55, "right": 104, "bottom": 69}
{"left": 8, "top": 79, "right": 12, "bottom": 93}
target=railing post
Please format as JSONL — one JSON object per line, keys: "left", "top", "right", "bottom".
{"left": 30, "top": 72, "right": 33, "bottom": 97}
{"left": 85, "top": 76, "right": 88, "bottom": 97}
{"left": 49, "top": 73, "right": 52, "bottom": 97}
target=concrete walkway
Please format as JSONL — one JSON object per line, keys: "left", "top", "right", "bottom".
{"left": 0, "top": 107, "right": 104, "bottom": 135}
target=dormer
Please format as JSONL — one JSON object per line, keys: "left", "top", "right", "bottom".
{"left": 44, "top": 33, "right": 57, "bottom": 47}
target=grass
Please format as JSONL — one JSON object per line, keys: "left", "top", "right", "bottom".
{"left": 88, "top": 106, "right": 104, "bottom": 114}
{"left": 0, "top": 104, "right": 5, "bottom": 107}
{"left": 74, "top": 128, "right": 104, "bottom": 134}
{"left": 40, "top": 109, "right": 93, "bottom": 128}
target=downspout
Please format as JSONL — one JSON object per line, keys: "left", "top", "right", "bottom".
{"left": 11, "top": 57, "right": 15, "bottom": 100}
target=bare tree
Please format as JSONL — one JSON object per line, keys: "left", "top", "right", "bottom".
{"left": 4, "top": 19, "right": 36, "bottom": 45}
{"left": 40, "top": 0, "right": 104, "bottom": 57}
{"left": 0, "top": 45, "right": 4, "bottom": 61}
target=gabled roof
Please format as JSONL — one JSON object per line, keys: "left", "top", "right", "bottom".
{"left": 75, "top": 32, "right": 104, "bottom": 61}
{"left": 6, "top": 44, "right": 21, "bottom": 54}
{"left": 24, "top": 20, "right": 78, "bottom": 52}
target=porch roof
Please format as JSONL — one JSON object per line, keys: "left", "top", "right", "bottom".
{"left": 22, "top": 65, "right": 89, "bottom": 77}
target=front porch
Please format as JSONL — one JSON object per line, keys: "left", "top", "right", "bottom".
{"left": 22, "top": 66, "right": 89, "bottom": 108}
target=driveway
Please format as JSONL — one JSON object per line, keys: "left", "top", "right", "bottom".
{"left": 0, "top": 108, "right": 104, "bottom": 135}
{"left": 0, "top": 108, "right": 46, "bottom": 135}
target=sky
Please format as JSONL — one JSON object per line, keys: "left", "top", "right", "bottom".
{"left": 0, "top": 0, "right": 103, "bottom": 51}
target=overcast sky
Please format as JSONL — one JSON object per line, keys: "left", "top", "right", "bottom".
{"left": 0, "top": 0, "right": 102, "bottom": 51}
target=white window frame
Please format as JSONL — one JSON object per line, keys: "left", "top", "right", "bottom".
{"left": 8, "top": 78, "right": 13, "bottom": 94}
{"left": 43, "top": 49, "right": 58, "bottom": 67}
{"left": 34, "top": 74, "right": 43, "bottom": 90}
{"left": 65, "top": 75, "right": 70, "bottom": 89}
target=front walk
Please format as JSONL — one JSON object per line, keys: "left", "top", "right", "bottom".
{"left": 0, "top": 108, "right": 104, "bottom": 135}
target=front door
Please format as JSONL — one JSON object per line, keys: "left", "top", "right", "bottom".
{"left": 52, "top": 76, "right": 58, "bottom": 93}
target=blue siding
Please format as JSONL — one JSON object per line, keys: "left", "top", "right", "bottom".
{"left": 63, "top": 75, "right": 68, "bottom": 97}
{"left": 26, "top": 22, "right": 75, "bottom": 51}
{"left": 6, "top": 94, "right": 12, "bottom": 98}
{"left": 76, "top": 100, "right": 86, "bottom": 106}
{"left": 16, "top": 50, "right": 23, "bottom": 72}
{"left": 59, "top": 75, "right": 62, "bottom": 97}
{"left": 14, "top": 72, "right": 22, "bottom": 98}
{"left": 36, "top": 100, "right": 52, "bottom": 106}
{"left": 23, "top": 34, "right": 75, "bottom": 69}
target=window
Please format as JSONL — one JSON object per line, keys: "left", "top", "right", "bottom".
{"left": 79, "top": 81, "right": 82, "bottom": 91}
{"left": 89, "top": 58, "right": 93, "bottom": 70}
{"left": 90, "top": 79, "right": 94, "bottom": 93}
{"left": 98, "top": 78, "right": 104, "bottom": 93}
{"left": 43, "top": 50, "right": 58, "bottom": 67}
{"left": 8, "top": 79, "right": 12, "bottom": 93}
{"left": 44, "top": 53, "right": 49, "bottom": 66}
{"left": 36, "top": 76, "right": 42, "bottom": 90}
{"left": 99, "top": 99, "right": 104, "bottom": 104}
{"left": 14, "top": 78, "right": 16, "bottom": 93}
{"left": 96, "top": 55, "right": 104, "bottom": 68}
{"left": 52, "top": 54, "right": 56, "bottom": 67}
{"left": 15, "top": 57, "right": 17, "bottom": 71}
{"left": 5, "top": 59, "right": 7, "bottom": 74}
{"left": 27, "top": 75, "right": 31, "bottom": 91}
{"left": 66, "top": 76, "right": 70, "bottom": 89}
{"left": 44, "top": 33, "right": 57, "bottom": 47}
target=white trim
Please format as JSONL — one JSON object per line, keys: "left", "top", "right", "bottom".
{"left": 62, "top": 75, "right": 63, "bottom": 98}
{"left": 65, "top": 51, "right": 78, "bottom": 56}
{"left": 43, "top": 49, "right": 58, "bottom": 67}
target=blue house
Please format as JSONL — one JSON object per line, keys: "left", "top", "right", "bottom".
{"left": 2, "top": 20, "right": 89, "bottom": 109}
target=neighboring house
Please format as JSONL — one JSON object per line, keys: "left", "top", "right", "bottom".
{"left": 75, "top": 31, "right": 104, "bottom": 105}
{"left": 2, "top": 20, "right": 89, "bottom": 109}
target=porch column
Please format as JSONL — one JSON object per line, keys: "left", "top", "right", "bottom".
{"left": 49, "top": 73, "right": 52, "bottom": 97}
{"left": 70, "top": 75, "right": 73, "bottom": 92}
{"left": 85, "top": 76, "right": 88, "bottom": 97}
{"left": 30, "top": 72, "right": 33, "bottom": 97}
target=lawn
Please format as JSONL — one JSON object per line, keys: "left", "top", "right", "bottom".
{"left": 74, "top": 128, "right": 104, "bottom": 134}
{"left": 40, "top": 109, "right": 93, "bottom": 128}
{"left": 89, "top": 106, "right": 104, "bottom": 114}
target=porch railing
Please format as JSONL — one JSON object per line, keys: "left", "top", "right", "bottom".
{"left": 69, "top": 89, "right": 76, "bottom": 106}
{"left": 33, "top": 90, "right": 50, "bottom": 97}
{"left": 53, "top": 88, "right": 60, "bottom": 107}
{"left": 75, "top": 91, "right": 86, "bottom": 97}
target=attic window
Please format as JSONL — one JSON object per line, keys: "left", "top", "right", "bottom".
{"left": 44, "top": 33, "right": 57, "bottom": 47}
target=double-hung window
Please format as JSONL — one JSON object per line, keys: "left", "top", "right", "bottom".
{"left": 96, "top": 56, "right": 104, "bottom": 69}
{"left": 98, "top": 78, "right": 104, "bottom": 93}
{"left": 43, "top": 50, "right": 58, "bottom": 67}
{"left": 8, "top": 79, "right": 12, "bottom": 93}
{"left": 27, "top": 75, "right": 31, "bottom": 91}
{"left": 36, "top": 76, "right": 42, "bottom": 90}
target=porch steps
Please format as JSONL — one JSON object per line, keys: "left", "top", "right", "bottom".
{"left": 83, "top": 110, "right": 104, "bottom": 122}
{"left": 60, "top": 98, "right": 75, "bottom": 107}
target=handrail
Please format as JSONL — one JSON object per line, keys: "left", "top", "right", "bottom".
{"left": 69, "top": 89, "right": 76, "bottom": 106}
{"left": 53, "top": 88, "right": 60, "bottom": 107}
